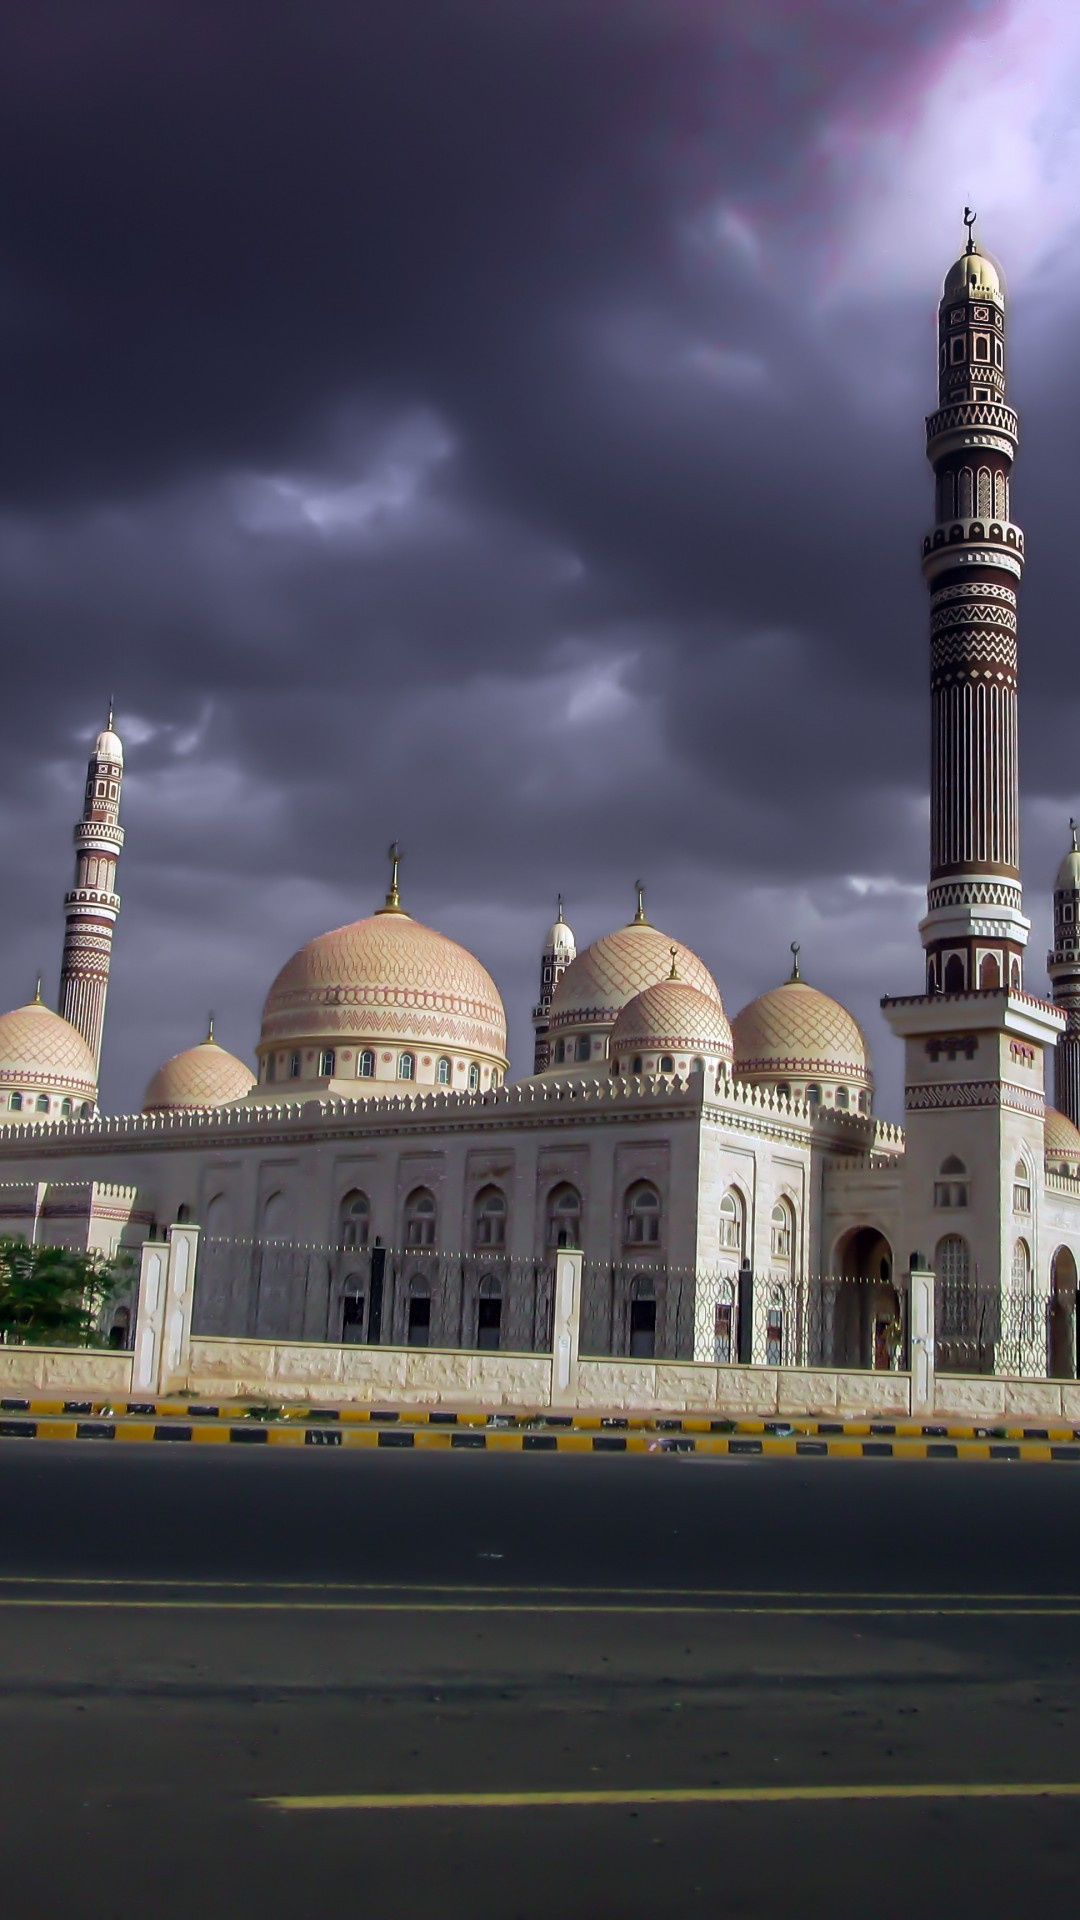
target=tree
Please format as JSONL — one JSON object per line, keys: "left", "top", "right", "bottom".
{"left": 0, "top": 1239, "right": 130, "bottom": 1347}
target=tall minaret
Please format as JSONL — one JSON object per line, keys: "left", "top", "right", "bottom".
{"left": 58, "top": 705, "right": 125, "bottom": 1072}
{"left": 919, "top": 207, "right": 1028, "bottom": 995}
{"left": 1048, "top": 821, "right": 1080, "bottom": 1125}
{"left": 532, "top": 895, "right": 576, "bottom": 1073}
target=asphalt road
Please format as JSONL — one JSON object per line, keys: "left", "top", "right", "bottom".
{"left": 3, "top": 1444, "right": 1080, "bottom": 1919}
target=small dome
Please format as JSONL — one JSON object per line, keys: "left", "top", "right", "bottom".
{"left": 95, "top": 729, "right": 124, "bottom": 765}
{"left": 545, "top": 904, "right": 576, "bottom": 959}
{"left": 0, "top": 998, "right": 98, "bottom": 1106}
{"left": 1057, "top": 829, "right": 1080, "bottom": 893}
{"left": 144, "top": 1034, "right": 256, "bottom": 1111}
{"left": 1045, "top": 1107, "right": 1080, "bottom": 1164}
{"left": 610, "top": 979, "right": 733, "bottom": 1063}
{"left": 943, "top": 242, "right": 1003, "bottom": 304}
{"left": 549, "top": 921, "right": 721, "bottom": 1032}
{"left": 259, "top": 909, "right": 508, "bottom": 1065}
{"left": 732, "top": 975, "right": 871, "bottom": 1088}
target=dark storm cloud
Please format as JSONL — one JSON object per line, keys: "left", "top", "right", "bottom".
{"left": 0, "top": 0, "right": 1069, "bottom": 1117}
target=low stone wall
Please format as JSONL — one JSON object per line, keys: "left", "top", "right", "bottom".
{"left": 0, "top": 1346, "right": 134, "bottom": 1394}
{"left": 576, "top": 1359, "right": 912, "bottom": 1417}
{"left": 183, "top": 1337, "right": 553, "bottom": 1408}
{"left": 933, "top": 1374, "right": 1080, "bottom": 1422}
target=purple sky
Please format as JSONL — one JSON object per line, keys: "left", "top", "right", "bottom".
{"left": 3, "top": 0, "right": 1079, "bottom": 1118}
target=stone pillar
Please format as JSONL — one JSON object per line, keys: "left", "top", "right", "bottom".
{"left": 909, "top": 1263, "right": 935, "bottom": 1415}
{"left": 131, "top": 1224, "right": 199, "bottom": 1396}
{"left": 550, "top": 1247, "right": 582, "bottom": 1409}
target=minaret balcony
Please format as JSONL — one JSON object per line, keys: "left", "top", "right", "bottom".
{"left": 64, "top": 887, "right": 121, "bottom": 915}
{"left": 73, "top": 821, "right": 124, "bottom": 852}
{"left": 926, "top": 400, "right": 1018, "bottom": 457}
{"left": 921, "top": 520, "right": 1024, "bottom": 581}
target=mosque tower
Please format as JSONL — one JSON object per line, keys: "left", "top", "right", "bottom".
{"left": 918, "top": 207, "right": 1028, "bottom": 995}
{"left": 532, "top": 896, "right": 576, "bottom": 1073}
{"left": 1047, "top": 822, "right": 1080, "bottom": 1127}
{"left": 883, "top": 217, "right": 1063, "bottom": 1292}
{"left": 58, "top": 705, "right": 125, "bottom": 1072}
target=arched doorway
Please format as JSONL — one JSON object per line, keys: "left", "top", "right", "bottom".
{"left": 1049, "top": 1247, "right": 1078, "bottom": 1380}
{"left": 832, "top": 1226, "right": 900, "bottom": 1370}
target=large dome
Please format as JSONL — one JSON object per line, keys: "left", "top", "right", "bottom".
{"left": 144, "top": 1031, "right": 256, "bottom": 1112}
{"left": 610, "top": 979, "right": 733, "bottom": 1064}
{"left": 732, "top": 970, "right": 871, "bottom": 1092}
{"left": 0, "top": 995, "right": 98, "bottom": 1118}
{"left": 549, "top": 922, "right": 721, "bottom": 1032}
{"left": 258, "top": 907, "right": 508, "bottom": 1076}
{"left": 1045, "top": 1107, "right": 1080, "bottom": 1168}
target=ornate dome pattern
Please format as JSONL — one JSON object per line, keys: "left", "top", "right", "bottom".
{"left": 732, "top": 978, "right": 871, "bottom": 1086}
{"left": 610, "top": 980, "right": 733, "bottom": 1060}
{"left": 1045, "top": 1107, "right": 1080, "bottom": 1164}
{"left": 144, "top": 1038, "right": 256, "bottom": 1111}
{"left": 259, "top": 911, "right": 508, "bottom": 1062}
{"left": 549, "top": 923, "right": 721, "bottom": 1031}
{"left": 0, "top": 999, "right": 98, "bottom": 1101}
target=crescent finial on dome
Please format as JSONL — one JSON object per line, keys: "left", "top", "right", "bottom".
{"left": 789, "top": 941, "right": 801, "bottom": 982}
{"left": 206, "top": 1011, "right": 216, "bottom": 1044}
{"left": 33, "top": 975, "right": 43, "bottom": 1005}
{"left": 633, "top": 879, "right": 647, "bottom": 925}
{"left": 378, "top": 840, "right": 406, "bottom": 916}
{"left": 669, "top": 946, "right": 679, "bottom": 980}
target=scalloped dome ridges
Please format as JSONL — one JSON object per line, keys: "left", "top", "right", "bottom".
{"left": 548, "top": 923, "right": 721, "bottom": 1031}
{"left": 0, "top": 1000, "right": 98, "bottom": 1100}
{"left": 732, "top": 978, "right": 871, "bottom": 1086}
{"left": 610, "top": 980, "right": 733, "bottom": 1061}
{"left": 144, "top": 1039, "right": 257, "bottom": 1112}
{"left": 259, "top": 911, "right": 508, "bottom": 1064}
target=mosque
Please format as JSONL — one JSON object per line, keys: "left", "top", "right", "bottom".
{"left": 2, "top": 219, "right": 1080, "bottom": 1374}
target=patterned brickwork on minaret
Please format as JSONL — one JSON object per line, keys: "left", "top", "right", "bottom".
{"left": 58, "top": 706, "right": 124, "bottom": 1073}
{"left": 1048, "top": 821, "right": 1080, "bottom": 1126}
{"left": 919, "top": 209, "right": 1029, "bottom": 996}
{"left": 532, "top": 896, "right": 576, "bottom": 1073}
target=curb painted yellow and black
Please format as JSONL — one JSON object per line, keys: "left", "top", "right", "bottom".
{"left": 1, "top": 1410, "right": 1079, "bottom": 1461}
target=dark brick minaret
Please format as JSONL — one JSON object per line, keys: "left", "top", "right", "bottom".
{"left": 920, "top": 208, "right": 1028, "bottom": 995}
{"left": 1048, "top": 822, "right": 1080, "bottom": 1125}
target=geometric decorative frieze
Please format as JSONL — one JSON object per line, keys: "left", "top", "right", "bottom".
{"left": 905, "top": 1079, "right": 1044, "bottom": 1115}
{"left": 931, "top": 581, "right": 1017, "bottom": 610}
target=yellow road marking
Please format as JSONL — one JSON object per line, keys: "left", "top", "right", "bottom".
{"left": 0, "top": 1598, "right": 1078, "bottom": 1615}
{"left": 261, "top": 1781, "right": 1080, "bottom": 1811}
{"left": 2, "top": 1578, "right": 1077, "bottom": 1599}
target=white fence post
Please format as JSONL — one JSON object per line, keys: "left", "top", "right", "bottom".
{"left": 160, "top": 1223, "right": 199, "bottom": 1392}
{"left": 909, "top": 1262, "right": 935, "bottom": 1415}
{"left": 550, "top": 1248, "right": 583, "bottom": 1409}
{"left": 131, "top": 1240, "right": 169, "bottom": 1395}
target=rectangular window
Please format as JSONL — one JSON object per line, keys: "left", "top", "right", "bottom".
{"left": 993, "top": 337, "right": 1003, "bottom": 367}
{"left": 972, "top": 333, "right": 990, "bottom": 360}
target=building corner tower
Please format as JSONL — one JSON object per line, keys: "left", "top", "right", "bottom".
{"left": 58, "top": 706, "right": 125, "bottom": 1073}
{"left": 532, "top": 897, "right": 576, "bottom": 1073}
{"left": 883, "top": 216, "right": 1063, "bottom": 1295}
{"left": 1047, "top": 822, "right": 1080, "bottom": 1127}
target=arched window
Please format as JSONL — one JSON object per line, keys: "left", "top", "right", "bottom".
{"left": 260, "top": 1190, "right": 288, "bottom": 1241}
{"left": 436, "top": 1056, "right": 452, "bottom": 1086}
{"left": 977, "top": 466, "right": 992, "bottom": 518}
{"left": 176, "top": 1203, "right": 192, "bottom": 1223}
{"left": 407, "top": 1277, "right": 431, "bottom": 1347}
{"left": 1012, "top": 1237, "right": 1031, "bottom": 1288}
{"left": 1012, "top": 1159, "right": 1031, "bottom": 1215}
{"left": 546, "top": 1182, "right": 582, "bottom": 1249}
{"left": 994, "top": 469, "right": 1008, "bottom": 520}
{"left": 476, "top": 1274, "right": 502, "bottom": 1350}
{"left": 719, "top": 1188, "right": 745, "bottom": 1256}
{"left": 934, "top": 1156, "right": 969, "bottom": 1208}
{"left": 358, "top": 1049, "right": 376, "bottom": 1078}
{"left": 265, "top": 1053, "right": 276, "bottom": 1082}
{"left": 338, "top": 1189, "right": 371, "bottom": 1249}
{"left": 289, "top": 1052, "right": 301, "bottom": 1079}
{"left": 690, "top": 1056, "right": 705, "bottom": 1074}
{"left": 776, "top": 1082, "right": 791, "bottom": 1100}
{"left": 979, "top": 953, "right": 1000, "bottom": 989}
{"left": 473, "top": 1185, "right": 507, "bottom": 1249}
{"left": 577, "top": 1036, "right": 591, "bottom": 1063}
{"left": 659, "top": 1054, "right": 675, "bottom": 1075}
{"left": 944, "top": 953, "right": 965, "bottom": 992}
{"left": 554, "top": 1040, "right": 565, "bottom": 1063}
{"left": 35, "top": 1094, "right": 49, "bottom": 1113}
{"left": 624, "top": 1181, "right": 661, "bottom": 1247}
{"left": 319, "top": 1048, "right": 336, "bottom": 1077}
{"left": 468, "top": 1063, "right": 480, "bottom": 1092}
{"left": 765, "top": 1290, "right": 785, "bottom": 1366}
{"left": 631, "top": 1055, "right": 643, "bottom": 1076}
{"left": 490, "top": 1070, "right": 501, "bottom": 1089}
{"left": 80, "top": 1102, "right": 93, "bottom": 1118}
{"left": 771, "top": 1199, "right": 794, "bottom": 1263}
{"left": 404, "top": 1187, "right": 436, "bottom": 1248}
{"left": 857, "top": 1091, "right": 868, "bottom": 1113}
{"left": 60, "top": 1099, "right": 71, "bottom": 1117}
{"left": 398, "top": 1052, "right": 415, "bottom": 1081}
{"left": 806, "top": 1084, "right": 821, "bottom": 1106}
{"left": 835, "top": 1087, "right": 849, "bottom": 1109}
{"left": 936, "top": 1233, "right": 970, "bottom": 1286}
{"left": 957, "top": 467, "right": 973, "bottom": 517}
